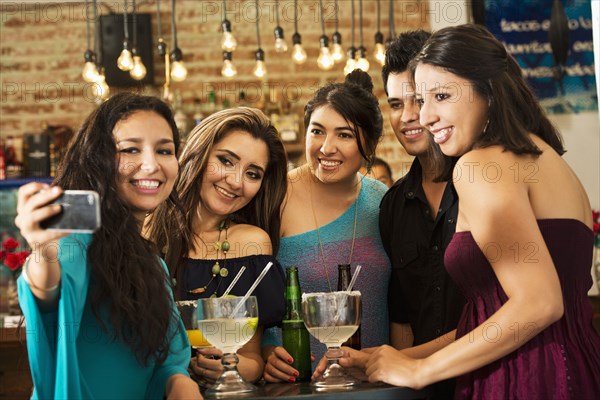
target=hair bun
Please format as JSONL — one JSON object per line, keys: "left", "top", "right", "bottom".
{"left": 345, "top": 69, "right": 374, "bottom": 93}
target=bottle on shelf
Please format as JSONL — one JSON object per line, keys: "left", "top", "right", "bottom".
{"left": 172, "top": 90, "right": 189, "bottom": 140}
{"left": 0, "top": 139, "right": 6, "bottom": 180}
{"left": 337, "top": 264, "right": 361, "bottom": 350}
{"left": 277, "top": 98, "right": 300, "bottom": 143}
{"left": 238, "top": 91, "right": 249, "bottom": 108}
{"left": 4, "top": 135, "right": 22, "bottom": 179}
{"left": 207, "top": 90, "right": 218, "bottom": 115}
{"left": 192, "top": 98, "right": 204, "bottom": 126}
{"left": 282, "top": 266, "right": 312, "bottom": 381}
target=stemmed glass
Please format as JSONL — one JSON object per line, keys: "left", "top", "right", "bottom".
{"left": 176, "top": 300, "right": 212, "bottom": 349}
{"left": 197, "top": 296, "right": 259, "bottom": 397}
{"left": 302, "top": 291, "right": 362, "bottom": 388}
{"left": 176, "top": 300, "right": 213, "bottom": 389}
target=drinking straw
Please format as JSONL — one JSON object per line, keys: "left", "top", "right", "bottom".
{"left": 221, "top": 266, "right": 246, "bottom": 297}
{"left": 229, "top": 261, "right": 273, "bottom": 317}
{"left": 346, "top": 265, "right": 362, "bottom": 292}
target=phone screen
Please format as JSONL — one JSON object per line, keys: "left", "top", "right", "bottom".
{"left": 40, "top": 190, "right": 101, "bottom": 232}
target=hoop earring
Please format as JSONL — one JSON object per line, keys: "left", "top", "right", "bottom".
{"left": 483, "top": 119, "right": 490, "bottom": 134}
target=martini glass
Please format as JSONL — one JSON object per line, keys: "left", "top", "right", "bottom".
{"left": 198, "top": 296, "right": 259, "bottom": 397}
{"left": 302, "top": 291, "right": 362, "bottom": 388}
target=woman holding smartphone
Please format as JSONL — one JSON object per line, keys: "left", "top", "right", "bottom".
{"left": 14, "top": 93, "right": 201, "bottom": 399}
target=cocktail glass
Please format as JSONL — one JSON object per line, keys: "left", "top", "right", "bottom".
{"left": 302, "top": 291, "right": 362, "bottom": 388}
{"left": 198, "top": 296, "right": 259, "bottom": 397}
{"left": 175, "top": 300, "right": 213, "bottom": 389}
{"left": 176, "top": 300, "right": 212, "bottom": 349}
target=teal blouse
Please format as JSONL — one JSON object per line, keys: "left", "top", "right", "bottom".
{"left": 17, "top": 234, "right": 191, "bottom": 399}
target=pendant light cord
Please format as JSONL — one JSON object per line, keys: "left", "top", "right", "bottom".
{"left": 293, "top": 0, "right": 299, "bottom": 34}
{"left": 389, "top": 0, "right": 396, "bottom": 39}
{"left": 275, "top": 0, "right": 281, "bottom": 27}
{"left": 131, "top": 0, "right": 137, "bottom": 51}
{"left": 93, "top": 0, "right": 100, "bottom": 64}
{"left": 156, "top": 0, "right": 161, "bottom": 38}
{"left": 351, "top": 0, "right": 355, "bottom": 48}
{"left": 377, "top": 0, "right": 381, "bottom": 33}
{"left": 122, "top": 0, "right": 129, "bottom": 41}
{"left": 222, "top": 0, "right": 226, "bottom": 22}
{"left": 359, "top": 0, "right": 364, "bottom": 47}
{"left": 171, "top": 0, "right": 177, "bottom": 49}
{"left": 85, "top": 0, "right": 91, "bottom": 50}
{"left": 319, "top": 0, "right": 326, "bottom": 36}
{"left": 334, "top": 0, "right": 339, "bottom": 32}
{"left": 255, "top": 0, "right": 261, "bottom": 49}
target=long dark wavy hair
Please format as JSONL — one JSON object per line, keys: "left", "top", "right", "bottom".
{"left": 410, "top": 24, "right": 564, "bottom": 156}
{"left": 304, "top": 69, "right": 383, "bottom": 167}
{"left": 147, "top": 107, "right": 288, "bottom": 296}
{"left": 53, "top": 92, "right": 180, "bottom": 366}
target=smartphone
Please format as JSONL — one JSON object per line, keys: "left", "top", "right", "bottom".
{"left": 40, "top": 190, "right": 101, "bottom": 233}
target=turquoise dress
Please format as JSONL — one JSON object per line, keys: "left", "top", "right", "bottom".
{"left": 264, "top": 177, "right": 391, "bottom": 362}
{"left": 17, "top": 234, "right": 191, "bottom": 399}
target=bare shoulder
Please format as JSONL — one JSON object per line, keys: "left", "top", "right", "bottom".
{"left": 230, "top": 224, "right": 272, "bottom": 256}
{"left": 453, "top": 146, "right": 534, "bottom": 190}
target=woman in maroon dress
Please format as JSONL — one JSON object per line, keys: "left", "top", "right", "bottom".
{"left": 332, "top": 24, "right": 600, "bottom": 399}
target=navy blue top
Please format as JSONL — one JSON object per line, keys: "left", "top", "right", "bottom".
{"left": 180, "top": 254, "right": 285, "bottom": 328}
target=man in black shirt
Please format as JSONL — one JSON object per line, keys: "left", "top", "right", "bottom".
{"left": 379, "top": 30, "right": 465, "bottom": 399}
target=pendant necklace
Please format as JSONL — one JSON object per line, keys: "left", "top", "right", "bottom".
{"left": 188, "top": 217, "right": 230, "bottom": 297}
{"left": 309, "top": 176, "right": 360, "bottom": 292}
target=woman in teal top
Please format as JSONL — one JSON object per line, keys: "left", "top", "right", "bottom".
{"left": 262, "top": 70, "right": 392, "bottom": 383}
{"left": 15, "top": 93, "right": 201, "bottom": 399}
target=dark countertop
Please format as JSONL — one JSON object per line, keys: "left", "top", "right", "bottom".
{"left": 204, "top": 381, "right": 432, "bottom": 399}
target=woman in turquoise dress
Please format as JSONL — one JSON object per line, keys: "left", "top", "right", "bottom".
{"left": 262, "top": 70, "right": 392, "bottom": 383}
{"left": 147, "top": 107, "right": 288, "bottom": 385}
{"left": 15, "top": 93, "right": 201, "bottom": 399}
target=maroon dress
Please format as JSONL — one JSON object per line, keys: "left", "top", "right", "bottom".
{"left": 445, "top": 219, "right": 600, "bottom": 399}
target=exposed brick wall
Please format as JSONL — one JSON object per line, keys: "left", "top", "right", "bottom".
{"left": 1, "top": 1, "right": 434, "bottom": 178}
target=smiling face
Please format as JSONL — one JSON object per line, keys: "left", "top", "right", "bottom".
{"left": 114, "top": 110, "right": 179, "bottom": 222}
{"left": 199, "top": 130, "right": 269, "bottom": 219}
{"left": 414, "top": 64, "right": 489, "bottom": 157}
{"left": 305, "top": 105, "right": 364, "bottom": 184}
{"left": 387, "top": 71, "right": 431, "bottom": 157}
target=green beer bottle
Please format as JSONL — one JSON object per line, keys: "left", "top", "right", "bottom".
{"left": 338, "top": 264, "right": 361, "bottom": 350}
{"left": 282, "top": 266, "right": 312, "bottom": 381}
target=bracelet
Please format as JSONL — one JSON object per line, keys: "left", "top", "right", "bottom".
{"left": 21, "top": 256, "right": 60, "bottom": 293}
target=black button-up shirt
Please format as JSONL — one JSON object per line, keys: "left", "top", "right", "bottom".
{"left": 380, "top": 159, "right": 465, "bottom": 346}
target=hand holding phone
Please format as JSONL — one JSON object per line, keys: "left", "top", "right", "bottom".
{"left": 40, "top": 190, "right": 101, "bottom": 233}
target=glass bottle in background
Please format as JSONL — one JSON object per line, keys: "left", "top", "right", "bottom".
{"left": 192, "top": 98, "right": 204, "bottom": 126}
{"left": 207, "top": 90, "right": 218, "bottom": 115}
{"left": 282, "top": 266, "right": 312, "bottom": 381}
{"left": 238, "top": 91, "right": 249, "bottom": 108}
{"left": 172, "top": 90, "right": 189, "bottom": 141}
{"left": 337, "top": 264, "right": 361, "bottom": 350}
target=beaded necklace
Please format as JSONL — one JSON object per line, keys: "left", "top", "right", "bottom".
{"left": 188, "top": 218, "right": 230, "bottom": 297}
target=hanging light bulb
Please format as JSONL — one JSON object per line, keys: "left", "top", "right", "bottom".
{"left": 221, "top": 19, "right": 237, "bottom": 52}
{"left": 291, "top": 32, "right": 307, "bottom": 64}
{"left": 274, "top": 26, "right": 288, "bottom": 53}
{"left": 331, "top": 31, "right": 344, "bottom": 63}
{"left": 344, "top": 46, "right": 357, "bottom": 75}
{"left": 374, "top": 31, "right": 385, "bottom": 66}
{"left": 130, "top": 54, "right": 147, "bottom": 80}
{"left": 92, "top": 70, "right": 110, "bottom": 100}
{"left": 117, "top": 41, "right": 134, "bottom": 71}
{"left": 221, "top": 51, "right": 237, "bottom": 78}
{"left": 253, "top": 48, "right": 267, "bottom": 78}
{"left": 82, "top": 49, "right": 99, "bottom": 82}
{"left": 170, "top": 47, "right": 188, "bottom": 82}
{"left": 317, "top": 35, "right": 334, "bottom": 71}
{"left": 356, "top": 46, "right": 370, "bottom": 72}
